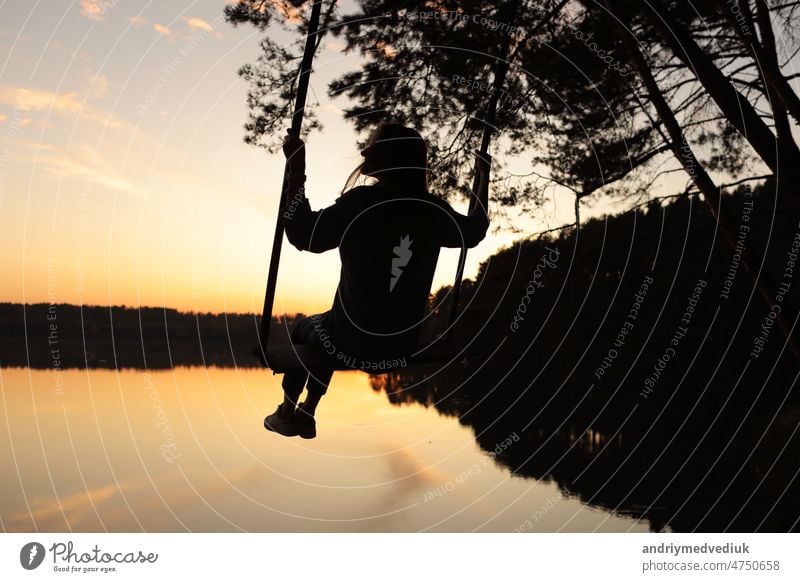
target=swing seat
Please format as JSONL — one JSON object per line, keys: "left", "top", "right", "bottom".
{"left": 253, "top": 342, "right": 459, "bottom": 374}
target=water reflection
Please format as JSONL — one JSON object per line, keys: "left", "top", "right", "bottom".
{"left": 369, "top": 365, "right": 800, "bottom": 532}
{"left": 0, "top": 367, "right": 647, "bottom": 532}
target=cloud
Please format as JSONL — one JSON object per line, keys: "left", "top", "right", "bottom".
{"left": 80, "top": 0, "right": 115, "bottom": 21}
{"left": 83, "top": 72, "right": 109, "bottom": 99}
{"left": 19, "top": 117, "right": 55, "bottom": 129}
{"left": 0, "top": 85, "right": 131, "bottom": 132}
{"left": 325, "top": 39, "right": 346, "bottom": 52}
{"left": 0, "top": 113, "right": 6, "bottom": 122}
{"left": 1, "top": 86, "right": 82, "bottom": 113}
{"left": 94, "top": 75, "right": 109, "bottom": 99}
{"left": 4, "top": 483, "right": 128, "bottom": 531}
{"left": 127, "top": 15, "right": 148, "bottom": 28}
{"left": 186, "top": 17, "right": 214, "bottom": 33}
{"left": 13, "top": 140, "right": 136, "bottom": 193}
{"left": 320, "top": 103, "right": 343, "bottom": 116}
{"left": 44, "top": 40, "right": 93, "bottom": 63}
{"left": 153, "top": 23, "right": 172, "bottom": 36}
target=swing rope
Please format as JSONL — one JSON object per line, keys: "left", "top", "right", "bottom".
{"left": 443, "top": 24, "right": 514, "bottom": 342}
{"left": 258, "top": 0, "right": 325, "bottom": 356}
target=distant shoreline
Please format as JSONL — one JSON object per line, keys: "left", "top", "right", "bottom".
{"left": 0, "top": 303, "right": 304, "bottom": 370}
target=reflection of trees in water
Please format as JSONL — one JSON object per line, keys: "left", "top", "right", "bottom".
{"left": 368, "top": 367, "right": 473, "bottom": 419}
{"left": 369, "top": 372, "right": 430, "bottom": 407}
{"left": 370, "top": 367, "right": 799, "bottom": 532}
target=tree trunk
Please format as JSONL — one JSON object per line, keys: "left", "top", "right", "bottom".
{"left": 643, "top": 0, "right": 800, "bottom": 202}
{"left": 611, "top": 4, "right": 800, "bottom": 362}
{"left": 752, "top": 0, "right": 794, "bottom": 146}
{"left": 716, "top": 0, "right": 800, "bottom": 126}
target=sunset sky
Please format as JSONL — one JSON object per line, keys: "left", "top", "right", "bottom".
{"left": 1, "top": 0, "right": 617, "bottom": 315}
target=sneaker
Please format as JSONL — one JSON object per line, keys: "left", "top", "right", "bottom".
{"left": 293, "top": 402, "right": 317, "bottom": 439}
{"left": 264, "top": 402, "right": 299, "bottom": 437}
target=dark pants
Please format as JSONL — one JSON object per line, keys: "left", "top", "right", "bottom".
{"left": 281, "top": 313, "right": 335, "bottom": 402}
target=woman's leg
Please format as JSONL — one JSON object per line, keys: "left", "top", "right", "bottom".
{"left": 281, "top": 369, "right": 307, "bottom": 409}
{"left": 281, "top": 313, "right": 331, "bottom": 412}
{"left": 300, "top": 368, "right": 334, "bottom": 416}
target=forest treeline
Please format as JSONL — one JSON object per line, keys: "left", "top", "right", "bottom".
{"left": 413, "top": 180, "right": 799, "bottom": 413}
{"left": 0, "top": 304, "right": 301, "bottom": 369}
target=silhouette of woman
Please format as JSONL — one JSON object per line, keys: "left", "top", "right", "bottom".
{"left": 264, "top": 122, "right": 490, "bottom": 438}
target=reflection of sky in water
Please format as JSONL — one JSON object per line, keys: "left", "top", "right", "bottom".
{"left": 0, "top": 368, "right": 648, "bottom": 532}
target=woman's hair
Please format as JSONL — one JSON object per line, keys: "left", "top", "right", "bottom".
{"left": 342, "top": 122, "right": 428, "bottom": 194}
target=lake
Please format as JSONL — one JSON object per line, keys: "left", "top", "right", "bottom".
{"left": 0, "top": 367, "right": 649, "bottom": 532}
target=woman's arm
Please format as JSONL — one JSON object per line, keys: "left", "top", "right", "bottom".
{"left": 440, "top": 151, "right": 491, "bottom": 249}
{"left": 280, "top": 129, "right": 360, "bottom": 253}
{"left": 473, "top": 150, "right": 490, "bottom": 222}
